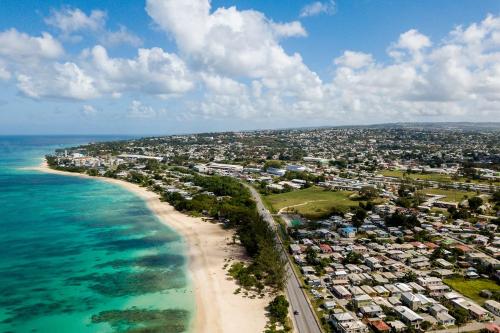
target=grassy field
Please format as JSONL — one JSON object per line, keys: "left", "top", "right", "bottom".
{"left": 420, "top": 188, "right": 479, "bottom": 203}
{"left": 430, "top": 207, "right": 451, "bottom": 217}
{"left": 263, "top": 186, "right": 359, "bottom": 219}
{"left": 380, "top": 169, "right": 499, "bottom": 185}
{"left": 444, "top": 278, "right": 500, "bottom": 305}
{"left": 380, "top": 170, "right": 457, "bottom": 183}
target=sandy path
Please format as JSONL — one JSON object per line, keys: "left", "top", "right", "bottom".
{"left": 33, "top": 162, "right": 271, "bottom": 333}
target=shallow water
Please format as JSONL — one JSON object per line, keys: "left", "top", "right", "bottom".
{"left": 0, "top": 136, "right": 194, "bottom": 333}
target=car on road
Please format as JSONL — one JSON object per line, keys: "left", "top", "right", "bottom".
{"left": 293, "top": 310, "right": 299, "bottom": 315}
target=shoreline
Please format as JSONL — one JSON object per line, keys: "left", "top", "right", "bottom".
{"left": 33, "top": 161, "right": 271, "bottom": 333}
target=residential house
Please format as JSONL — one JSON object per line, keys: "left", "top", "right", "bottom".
{"left": 340, "top": 227, "right": 356, "bottom": 238}
{"left": 387, "top": 320, "right": 407, "bottom": 333}
{"left": 332, "top": 286, "right": 352, "bottom": 299}
{"left": 370, "top": 320, "right": 391, "bottom": 333}
{"left": 373, "top": 285, "right": 390, "bottom": 297}
{"left": 401, "top": 292, "right": 422, "bottom": 310}
{"left": 290, "top": 244, "right": 302, "bottom": 255}
{"left": 331, "top": 312, "right": 369, "bottom": 333}
{"left": 429, "top": 303, "right": 455, "bottom": 326}
{"left": 452, "top": 298, "right": 490, "bottom": 321}
{"left": 360, "top": 304, "right": 384, "bottom": 318}
{"left": 353, "top": 294, "right": 373, "bottom": 308}
{"left": 394, "top": 306, "right": 424, "bottom": 329}
{"left": 485, "top": 300, "right": 500, "bottom": 317}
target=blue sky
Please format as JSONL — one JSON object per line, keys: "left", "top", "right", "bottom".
{"left": 0, "top": 0, "right": 499, "bottom": 134}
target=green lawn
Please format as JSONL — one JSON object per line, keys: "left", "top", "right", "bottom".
{"left": 420, "top": 188, "right": 479, "bottom": 203}
{"left": 380, "top": 169, "right": 499, "bottom": 185}
{"left": 444, "top": 278, "right": 500, "bottom": 305}
{"left": 263, "top": 186, "right": 359, "bottom": 219}
{"left": 380, "top": 169, "right": 457, "bottom": 183}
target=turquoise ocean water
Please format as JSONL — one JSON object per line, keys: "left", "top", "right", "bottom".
{"left": 0, "top": 136, "right": 194, "bottom": 333}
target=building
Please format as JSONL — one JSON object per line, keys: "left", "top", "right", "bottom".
{"left": 370, "top": 320, "right": 391, "bottom": 333}
{"left": 435, "top": 258, "right": 454, "bottom": 269}
{"left": 207, "top": 162, "right": 244, "bottom": 172}
{"left": 352, "top": 294, "right": 373, "bottom": 308}
{"left": 416, "top": 276, "right": 442, "bottom": 287}
{"left": 426, "top": 284, "right": 451, "bottom": 297}
{"left": 289, "top": 244, "right": 302, "bottom": 254}
{"left": 319, "top": 244, "right": 333, "bottom": 254}
{"left": 485, "top": 300, "right": 500, "bottom": 317}
{"left": 266, "top": 167, "right": 286, "bottom": 176}
{"left": 193, "top": 164, "right": 208, "bottom": 173}
{"left": 387, "top": 320, "right": 407, "bottom": 332}
{"left": 332, "top": 286, "right": 352, "bottom": 299}
{"left": 434, "top": 311, "right": 456, "bottom": 327}
{"left": 286, "top": 164, "right": 307, "bottom": 172}
{"left": 331, "top": 312, "right": 368, "bottom": 333}
{"left": 401, "top": 292, "right": 421, "bottom": 310}
{"left": 373, "top": 285, "right": 390, "bottom": 297}
{"left": 340, "top": 227, "right": 356, "bottom": 238}
{"left": 394, "top": 306, "right": 423, "bottom": 329}
{"left": 359, "top": 304, "right": 384, "bottom": 318}
{"left": 452, "top": 298, "right": 490, "bottom": 321}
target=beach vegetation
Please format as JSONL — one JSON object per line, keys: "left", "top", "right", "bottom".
{"left": 267, "top": 295, "right": 289, "bottom": 324}
{"left": 164, "top": 175, "right": 286, "bottom": 291}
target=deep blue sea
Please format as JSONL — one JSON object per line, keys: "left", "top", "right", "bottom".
{"left": 0, "top": 136, "right": 193, "bottom": 333}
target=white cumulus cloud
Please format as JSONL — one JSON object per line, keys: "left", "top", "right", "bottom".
{"left": 146, "top": 0, "right": 322, "bottom": 117}
{"left": 128, "top": 100, "right": 160, "bottom": 118}
{"left": 300, "top": 1, "right": 336, "bottom": 18}
{"left": 45, "top": 7, "right": 106, "bottom": 34}
{"left": 334, "top": 51, "right": 373, "bottom": 69}
{"left": 87, "top": 45, "right": 194, "bottom": 97}
{"left": 16, "top": 62, "right": 98, "bottom": 100}
{"left": 81, "top": 104, "right": 97, "bottom": 115}
{"left": 0, "top": 29, "right": 63, "bottom": 60}
{"left": 45, "top": 7, "right": 141, "bottom": 47}
{"left": 1, "top": 2, "right": 500, "bottom": 125}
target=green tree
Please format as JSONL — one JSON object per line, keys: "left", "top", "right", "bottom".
{"left": 352, "top": 208, "right": 367, "bottom": 228}
{"left": 451, "top": 307, "right": 469, "bottom": 325}
{"left": 401, "top": 271, "right": 417, "bottom": 282}
{"left": 468, "top": 196, "right": 483, "bottom": 212}
{"left": 268, "top": 295, "right": 289, "bottom": 324}
{"left": 264, "top": 160, "right": 283, "bottom": 170}
{"left": 343, "top": 251, "right": 363, "bottom": 264}
{"left": 421, "top": 321, "right": 432, "bottom": 331}
{"left": 492, "top": 190, "right": 500, "bottom": 203}
{"left": 305, "top": 247, "right": 318, "bottom": 265}
{"left": 359, "top": 186, "right": 379, "bottom": 200}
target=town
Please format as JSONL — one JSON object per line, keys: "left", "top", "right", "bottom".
{"left": 47, "top": 124, "right": 500, "bottom": 333}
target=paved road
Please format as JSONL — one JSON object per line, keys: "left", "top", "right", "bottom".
{"left": 245, "top": 184, "right": 323, "bottom": 333}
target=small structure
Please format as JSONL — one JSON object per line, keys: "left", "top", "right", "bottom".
{"left": 485, "top": 300, "right": 500, "bottom": 317}
{"left": 394, "top": 306, "right": 423, "bottom": 329}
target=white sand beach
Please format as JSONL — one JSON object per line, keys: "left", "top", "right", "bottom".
{"left": 35, "top": 161, "right": 271, "bottom": 333}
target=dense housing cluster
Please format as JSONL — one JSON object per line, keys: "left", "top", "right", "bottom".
{"left": 48, "top": 123, "right": 500, "bottom": 333}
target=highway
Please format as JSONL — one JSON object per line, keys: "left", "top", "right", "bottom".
{"left": 245, "top": 184, "right": 323, "bottom": 333}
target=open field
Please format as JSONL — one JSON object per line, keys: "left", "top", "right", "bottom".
{"left": 444, "top": 278, "right": 500, "bottom": 305}
{"left": 380, "top": 169, "right": 458, "bottom": 183}
{"left": 420, "top": 188, "right": 479, "bottom": 203}
{"left": 379, "top": 169, "right": 500, "bottom": 185}
{"left": 263, "top": 186, "right": 359, "bottom": 219}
